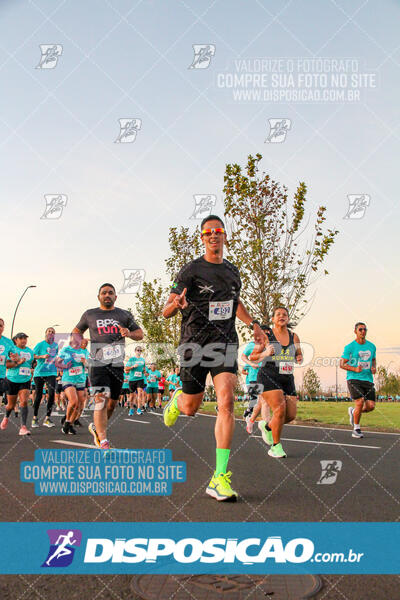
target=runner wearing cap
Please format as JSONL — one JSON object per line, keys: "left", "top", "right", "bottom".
{"left": 340, "top": 322, "right": 376, "bottom": 438}
{"left": 1, "top": 333, "right": 34, "bottom": 435}
{"left": 32, "top": 327, "right": 59, "bottom": 428}
{"left": 162, "top": 215, "right": 264, "bottom": 501}
{"left": 72, "top": 283, "right": 143, "bottom": 450}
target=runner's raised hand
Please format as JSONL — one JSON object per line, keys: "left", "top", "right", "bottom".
{"left": 173, "top": 288, "right": 188, "bottom": 310}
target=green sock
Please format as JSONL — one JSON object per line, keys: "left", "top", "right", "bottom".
{"left": 215, "top": 448, "right": 230, "bottom": 475}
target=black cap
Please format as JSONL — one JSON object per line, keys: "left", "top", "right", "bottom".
{"left": 14, "top": 332, "right": 28, "bottom": 339}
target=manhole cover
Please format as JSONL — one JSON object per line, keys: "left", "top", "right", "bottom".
{"left": 130, "top": 574, "right": 323, "bottom": 599}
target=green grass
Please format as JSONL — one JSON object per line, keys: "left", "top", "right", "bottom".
{"left": 199, "top": 401, "right": 400, "bottom": 431}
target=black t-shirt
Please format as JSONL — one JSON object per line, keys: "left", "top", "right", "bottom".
{"left": 171, "top": 256, "right": 242, "bottom": 345}
{"left": 75, "top": 307, "right": 140, "bottom": 366}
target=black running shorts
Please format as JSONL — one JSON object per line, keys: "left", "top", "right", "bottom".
{"left": 179, "top": 344, "right": 238, "bottom": 395}
{"left": 6, "top": 379, "right": 31, "bottom": 396}
{"left": 347, "top": 379, "right": 376, "bottom": 402}
{"left": 128, "top": 379, "right": 145, "bottom": 393}
{"left": 89, "top": 366, "right": 124, "bottom": 400}
{"left": 257, "top": 369, "right": 296, "bottom": 396}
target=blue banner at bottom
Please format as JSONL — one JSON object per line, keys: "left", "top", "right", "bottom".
{"left": 0, "top": 523, "right": 398, "bottom": 574}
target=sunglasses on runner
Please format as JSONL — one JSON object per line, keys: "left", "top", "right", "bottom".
{"left": 201, "top": 227, "right": 225, "bottom": 236}
{"left": 358, "top": 327, "right": 367, "bottom": 331}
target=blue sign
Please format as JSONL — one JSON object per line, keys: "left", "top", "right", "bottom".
{"left": 0, "top": 523, "right": 398, "bottom": 574}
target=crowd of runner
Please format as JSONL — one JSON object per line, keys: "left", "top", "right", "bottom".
{"left": 0, "top": 214, "right": 378, "bottom": 501}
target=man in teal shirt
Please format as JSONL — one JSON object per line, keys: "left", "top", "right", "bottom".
{"left": 340, "top": 322, "right": 376, "bottom": 439}
{"left": 146, "top": 363, "right": 161, "bottom": 410}
{"left": 0, "top": 318, "right": 17, "bottom": 403}
{"left": 166, "top": 366, "right": 181, "bottom": 398}
{"left": 32, "top": 327, "right": 59, "bottom": 428}
{"left": 125, "top": 346, "right": 147, "bottom": 415}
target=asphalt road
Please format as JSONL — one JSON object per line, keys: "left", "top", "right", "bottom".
{"left": 0, "top": 404, "right": 399, "bottom": 598}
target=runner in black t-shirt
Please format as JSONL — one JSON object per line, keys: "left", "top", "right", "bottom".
{"left": 162, "top": 215, "right": 264, "bottom": 502}
{"left": 72, "top": 283, "right": 143, "bottom": 450}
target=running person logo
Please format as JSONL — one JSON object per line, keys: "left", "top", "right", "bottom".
{"left": 265, "top": 119, "right": 292, "bottom": 143}
{"left": 36, "top": 44, "right": 63, "bottom": 69}
{"left": 40, "top": 194, "right": 68, "bottom": 220}
{"left": 344, "top": 194, "right": 370, "bottom": 219}
{"left": 189, "top": 195, "right": 217, "bottom": 219}
{"left": 114, "top": 118, "right": 142, "bottom": 143}
{"left": 41, "top": 529, "right": 82, "bottom": 567}
{"left": 119, "top": 269, "right": 146, "bottom": 294}
{"left": 317, "top": 460, "right": 342, "bottom": 485}
{"left": 188, "top": 44, "right": 216, "bottom": 69}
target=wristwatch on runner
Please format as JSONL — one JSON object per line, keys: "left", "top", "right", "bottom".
{"left": 249, "top": 319, "right": 261, "bottom": 328}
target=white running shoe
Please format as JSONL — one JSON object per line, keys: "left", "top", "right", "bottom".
{"left": 352, "top": 428, "right": 364, "bottom": 439}
{"left": 245, "top": 416, "right": 254, "bottom": 434}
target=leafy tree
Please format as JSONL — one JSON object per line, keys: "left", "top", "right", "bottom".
{"left": 376, "top": 366, "right": 388, "bottom": 394}
{"left": 303, "top": 367, "right": 321, "bottom": 397}
{"left": 165, "top": 227, "right": 202, "bottom": 280}
{"left": 223, "top": 153, "right": 339, "bottom": 326}
{"left": 134, "top": 154, "right": 339, "bottom": 361}
{"left": 134, "top": 280, "right": 180, "bottom": 369}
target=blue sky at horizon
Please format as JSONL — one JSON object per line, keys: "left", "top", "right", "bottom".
{"left": 1, "top": 0, "right": 399, "bottom": 389}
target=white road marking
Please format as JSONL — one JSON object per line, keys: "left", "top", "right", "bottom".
{"left": 253, "top": 435, "right": 380, "bottom": 449}
{"left": 195, "top": 411, "right": 399, "bottom": 436}
{"left": 124, "top": 418, "right": 150, "bottom": 424}
{"left": 50, "top": 440, "right": 97, "bottom": 448}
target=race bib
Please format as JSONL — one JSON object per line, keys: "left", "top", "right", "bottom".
{"left": 0, "top": 356, "right": 5, "bottom": 366}
{"left": 69, "top": 366, "right": 83, "bottom": 376}
{"left": 133, "top": 371, "right": 142, "bottom": 378}
{"left": 209, "top": 300, "right": 233, "bottom": 321}
{"left": 359, "top": 361, "right": 371, "bottom": 370}
{"left": 20, "top": 351, "right": 31, "bottom": 361}
{"left": 279, "top": 362, "right": 294, "bottom": 375}
{"left": 102, "top": 345, "right": 122, "bottom": 360}
{"left": 19, "top": 367, "right": 31, "bottom": 376}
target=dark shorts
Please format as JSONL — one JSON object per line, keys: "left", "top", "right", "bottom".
{"left": 179, "top": 344, "right": 238, "bottom": 395}
{"left": 56, "top": 382, "right": 62, "bottom": 394}
{"left": 347, "top": 379, "right": 376, "bottom": 402}
{"left": 129, "top": 379, "right": 145, "bottom": 393}
{"left": 257, "top": 369, "right": 296, "bottom": 396}
{"left": 89, "top": 366, "right": 124, "bottom": 400}
{"left": 0, "top": 378, "right": 7, "bottom": 395}
{"left": 6, "top": 379, "right": 31, "bottom": 396}
{"left": 147, "top": 387, "right": 158, "bottom": 396}
{"left": 62, "top": 383, "right": 86, "bottom": 392}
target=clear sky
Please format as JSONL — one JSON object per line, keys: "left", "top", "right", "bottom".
{"left": 1, "top": 0, "right": 399, "bottom": 390}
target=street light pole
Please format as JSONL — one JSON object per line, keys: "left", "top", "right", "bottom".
{"left": 10, "top": 285, "right": 36, "bottom": 338}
